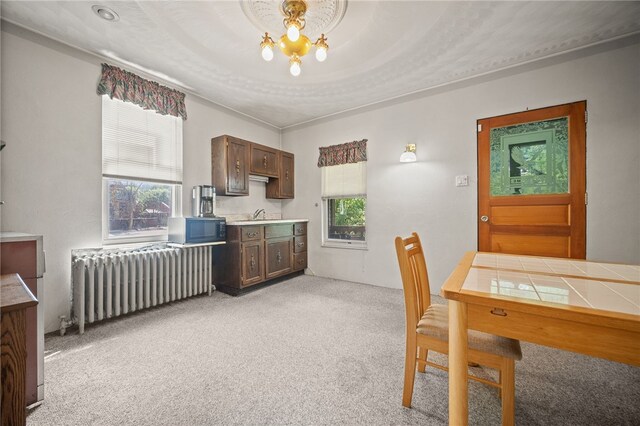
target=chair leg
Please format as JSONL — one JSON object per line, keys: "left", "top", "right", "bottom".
{"left": 417, "top": 346, "right": 427, "bottom": 373}
{"left": 402, "top": 333, "right": 418, "bottom": 408}
{"left": 500, "top": 359, "right": 515, "bottom": 426}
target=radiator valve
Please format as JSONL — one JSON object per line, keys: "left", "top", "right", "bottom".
{"left": 59, "top": 315, "right": 73, "bottom": 336}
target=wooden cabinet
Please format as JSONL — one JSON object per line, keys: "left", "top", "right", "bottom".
{"left": 250, "top": 143, "right": 279, "bottom": 177}
{"left": 265, "top": 238, "right": 292, "bottom": 279}
{"left": 1, "top": 274, "right": 37, "bottom": 426}
{"left": 293, "top": 222, "right": 307, "bottom": 271}
{"left": 266, "top": 151, "right": 295, "bottom": 199}
{"left": 211, "top": 134, "right": 295, "bottom": 199}
{"left": 0, "top": 234, "right": 44, "bottom": 408}
{"left": 236, "top": 226, "right": 264, "bottom": 287}
{"left": 211, "top": 135, "right": 250, "bottom": 196}
{"left": 219, "top": 221, "right": 307, "bottom": 294}
{"left": 264, "top": 224, "right": 293, "bottom": 279}
{"left": 241, "top": 241, "right": 264, "bottom": 286}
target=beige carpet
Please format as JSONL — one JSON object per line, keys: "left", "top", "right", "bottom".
{"left": 28, "top": 275, "right": 639, "bottom": 425}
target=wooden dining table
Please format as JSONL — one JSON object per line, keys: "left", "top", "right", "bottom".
{"left": 441, "top": 251, "right": 640, "bottom": 425}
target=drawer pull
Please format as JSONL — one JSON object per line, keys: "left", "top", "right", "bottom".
{"left": 263, "top": 155, "right": 268, "bottom": 167}
{"left": 296, "top": 242, "right": 305, "bottom": 248}
{"left": 276, "top": 251, "right": 282, "bottom": 264}
{"left": 490, "top": 308, "right": 507, "bottom": 317}
{"left": 247, "top": 231, "right": 258, "bottom": 238}
{"left": 235, "top": 159, "right": 241, "bottom": 174}
{"left": 250, "top": 255, "right": 256, "bottom": 270}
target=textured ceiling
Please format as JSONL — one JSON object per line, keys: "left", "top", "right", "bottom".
{"left": 2, "top": 1, "right": 640, "bottom": 128}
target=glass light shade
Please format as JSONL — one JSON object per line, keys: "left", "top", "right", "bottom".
{"left": 399, "top": 152, "right": 417, "bottom": 163}
{"left": 290, "top": 61, "right": 301, "bottom": 77}
{"left": 261, "top": 45, "right": 274, "bottom": 61}
{"left": 315, "top": 46, "right": 327, "bottom": 62}
{"left": 287, "top": 24, "right": 300, "bottom": 42}
{"left": 400, "top": 144, "right": 417, "bottom": 162}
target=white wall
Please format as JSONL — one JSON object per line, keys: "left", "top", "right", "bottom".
{"left": 3, "top": 21, "right": 639, "bottom": 333}
{"left": 281, "top": 38, "right": 640, "bottom": 294}
{"left": 0, "top": 24, "right": 281, "bottom": 333}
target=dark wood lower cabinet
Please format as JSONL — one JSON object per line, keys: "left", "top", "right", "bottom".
{"left": 218, "top": 222, "right": 307, "bottom": 295}
{"left": 265, "top": 238, "right": 292, "bottom": 279}
{"left": 242, "top": 241, "right": 264, "bottom": 286}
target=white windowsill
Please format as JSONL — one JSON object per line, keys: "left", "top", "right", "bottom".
{"left": 321, "top": 241, "right": 368, "bottom": 251}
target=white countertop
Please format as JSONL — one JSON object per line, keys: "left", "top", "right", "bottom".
{"left": 226, "top": 219, "right": 309, "bottom": 226}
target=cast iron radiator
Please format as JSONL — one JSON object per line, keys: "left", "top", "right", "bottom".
{"left": 71, "top": 244, "right": 213, "bottom": 334}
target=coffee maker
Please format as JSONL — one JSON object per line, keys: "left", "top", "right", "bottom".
{"left": 192, "top": 185, "right": 216, "bottom": 217}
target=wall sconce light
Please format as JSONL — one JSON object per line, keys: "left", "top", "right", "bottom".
{"left": 399, "top": 144, "right": 417, "bottom": 163}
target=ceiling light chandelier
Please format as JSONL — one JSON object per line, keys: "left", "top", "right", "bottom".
{"left": 259, "top": 0, "right": 329, "bottom": 77}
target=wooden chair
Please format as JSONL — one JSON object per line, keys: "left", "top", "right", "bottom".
{"left": 394, "top": 232, "right": 522, "bottom": 425}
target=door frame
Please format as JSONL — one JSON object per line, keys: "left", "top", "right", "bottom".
{"left": 477, "top": 101, "right": 587, "bottom": 258}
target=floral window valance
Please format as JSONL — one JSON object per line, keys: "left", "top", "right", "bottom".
{"left": 317, "top": 139, "right": 367, "bottom": 167}
{"left": 97, "top": 63, "right": 187, "bottom": 120}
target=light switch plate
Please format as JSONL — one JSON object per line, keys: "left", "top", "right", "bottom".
{"left": 455, "top": 175, "right": 469, "bottom": 187}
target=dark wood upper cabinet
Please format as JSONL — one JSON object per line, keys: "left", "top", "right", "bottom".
{"left": 250, "top": 143, "right": 279, "bottom": 177}
{"left": 211, "top": 135, "right": 250, "bottom": 196}
{"left": 266, "top": 151, "right": 295, "bottom": 199}
{"left": 212, "top": 135, "right": 294, "bottom": 199}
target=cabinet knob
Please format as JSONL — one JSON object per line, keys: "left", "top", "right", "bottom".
{"left": 285, "top": 170, "right": 289, "bottom": 180}
{"left": 296, "top": 242, "right": 305, "bottom": 248}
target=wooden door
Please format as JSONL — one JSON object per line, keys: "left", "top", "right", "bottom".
{"left": 477, "top": 101, "right": 586, "bottom": 258}
{"left": 226, "top": 137, "right": 249, "bottom": 195}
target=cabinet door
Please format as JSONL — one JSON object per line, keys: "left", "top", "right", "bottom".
{"left": 265, "top": 238, "right": 292, "bottom": 279}
{"left": 266, "top": 151, "right": 295, "bottom": 199}
{"left": 280, "top": 152, "right": 295, "bottom": 198}
{"left": 250, "top": 144, "right": 279, "bottom": 177}
{"left": 241, "top": 241, "right": 264, "bottom": 287}
{"left": 226, "top": 137, "right": 249, "bottom": 195}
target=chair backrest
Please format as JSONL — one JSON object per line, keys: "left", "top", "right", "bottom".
{"left": 395, "top": 232, "right": 432, "bottom": 331}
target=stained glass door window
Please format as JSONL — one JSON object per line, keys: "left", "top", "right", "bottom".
{"left": 490, "top": 117, "right": 569, "bottom": 196}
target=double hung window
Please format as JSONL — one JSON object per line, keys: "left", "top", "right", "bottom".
{"left": 322, "top": 161, "right": 367, "bottom": 248}
{"left": 102, "top": 96, "right": 183, "bottom": 243}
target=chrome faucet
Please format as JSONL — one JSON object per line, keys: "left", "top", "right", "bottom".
{"left": 252, "top": 209, "right": 266, "bottom": 220}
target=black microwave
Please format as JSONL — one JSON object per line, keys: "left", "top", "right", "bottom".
{"left": 167, "top": 217, "right": 226, "bottom": 244}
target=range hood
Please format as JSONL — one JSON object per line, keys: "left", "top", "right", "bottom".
{"left": 249, "top": 174, "right": 269, "bottom": 183}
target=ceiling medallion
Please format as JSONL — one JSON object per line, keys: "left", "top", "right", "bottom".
{"left": 242, "top": 0, "right": 347, "bottom": 77}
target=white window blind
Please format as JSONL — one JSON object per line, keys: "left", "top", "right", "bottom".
{"left": 321, "top": 162, "right": 367, "bottom": 198}
{"left": 102, "top": 96, "right": 183, "bottom": 184}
